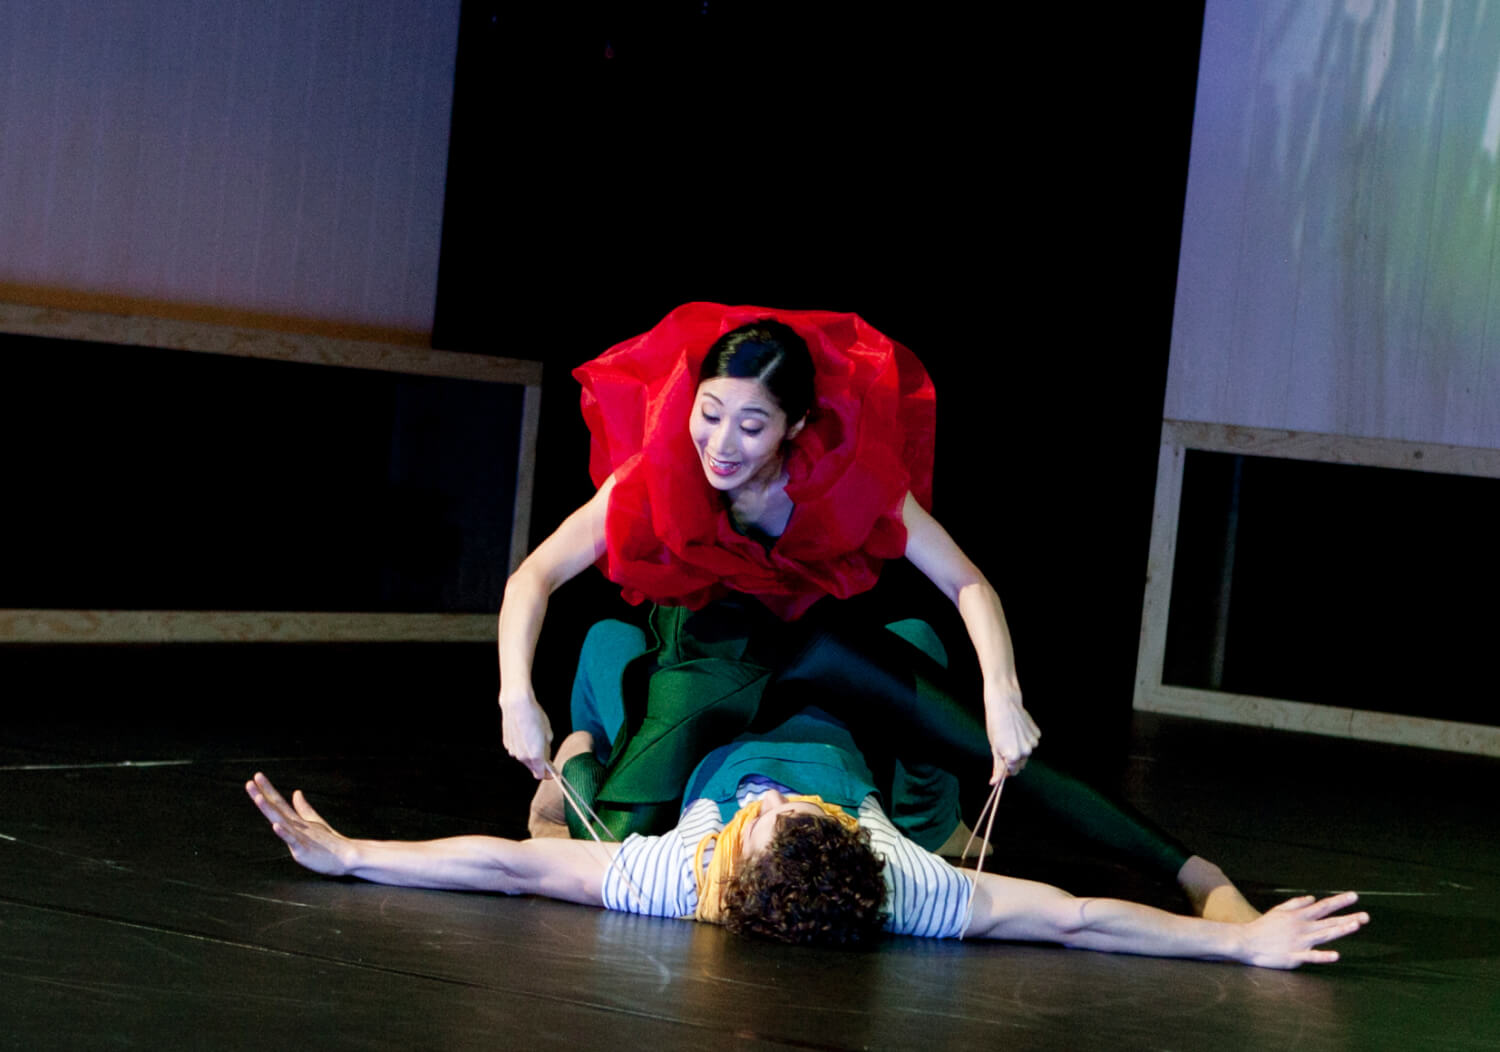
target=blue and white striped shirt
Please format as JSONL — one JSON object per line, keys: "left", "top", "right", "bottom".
{"left": 601, "top": 777, "right": 975, "bottom": 938}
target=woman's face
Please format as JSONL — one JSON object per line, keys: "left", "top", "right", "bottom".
{"left": 689, "top": 377, "right": 801, "bottom": 494}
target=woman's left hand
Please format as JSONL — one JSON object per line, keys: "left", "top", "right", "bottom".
{"left": 984, "top": 684, "right": 1040, "bottom": 782}
{"left": 899, "top": 493, "right": 1039, "bottom": 782}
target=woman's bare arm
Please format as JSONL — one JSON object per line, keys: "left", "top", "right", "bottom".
{"left": 497, "top": 475, "right": 615, "bottom": 777}
{"left": 900, "top": 492, "right": 1039, "bottom": 780}
{"left": 245, "top": 773, "right": 614, "bottom": 906}
{"left": 964, "top": 869, "right": 1368, "bottom": 968}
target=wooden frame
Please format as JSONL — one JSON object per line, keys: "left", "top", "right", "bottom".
{"left": 1135, "top": 419, "right": 1500, "bottom": 756}
{"left": 0, "top": 300, "right": 541, "bottom": 644}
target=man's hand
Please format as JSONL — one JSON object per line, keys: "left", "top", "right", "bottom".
{"left": 245, "top": 772, "right": 354, "bottom": 877}
{"left": 1236, "top": 892, "right": 1369, "bottom": 969}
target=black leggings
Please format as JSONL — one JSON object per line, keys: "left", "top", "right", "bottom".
{"left": 764, "top": 618, "right": 1191, "bottom": 880}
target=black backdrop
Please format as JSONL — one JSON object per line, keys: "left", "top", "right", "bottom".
{"left": 432, "top": 2, "right": 1207, "bottom": 768}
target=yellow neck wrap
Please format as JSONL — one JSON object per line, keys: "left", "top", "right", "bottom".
{"left": 692, "top": 794, "right": 859, "bottom": 925}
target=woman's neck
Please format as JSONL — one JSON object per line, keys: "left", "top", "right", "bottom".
{"left": 724, "top": 461, "right": 794, "bottom": 539}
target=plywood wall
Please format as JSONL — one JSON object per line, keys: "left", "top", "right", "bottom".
{"left": 1168, "top": 0, "right": 1500, "bottom": 450}
{"left": 0, "top": 0, "right": 459, "bottom": 335}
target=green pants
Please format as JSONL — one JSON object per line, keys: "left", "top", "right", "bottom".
{"left": 563, "top": 599, "right": 1190, "bottom": 878}
{"left": 565, "top": 610, "right": 964, "bottom": 849}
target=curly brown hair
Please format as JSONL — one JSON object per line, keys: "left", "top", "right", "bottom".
{"left": 721, "top": 815, "right": 888, "bottom": 947}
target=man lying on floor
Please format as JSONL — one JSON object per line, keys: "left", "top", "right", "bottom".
{"left": 245, "top": 709, "right": 1367, "bottom": 969}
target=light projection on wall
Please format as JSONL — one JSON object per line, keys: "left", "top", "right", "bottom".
{"left": 1139, "top": 0, "right": 1500, "bottom": 757}
{"left": 0, "top": 0, "right": 459, "bottom": 335}
{"left": 1168, "top": 0, "right": 1500, "bottom": 450}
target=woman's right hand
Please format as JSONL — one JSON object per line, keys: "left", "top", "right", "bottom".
{"left": 496, "top": 477, "right": 613, "bottom": 782}
{"left": 500, "top": 690, "right": 554, "bottom": 779}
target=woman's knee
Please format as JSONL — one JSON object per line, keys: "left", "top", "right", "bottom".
{"left": 581, "top": 618, "right": 647, "bottom": 655}
{"left": 571, "top": 620, "right": 648, "bottom": 749}
{"left": 883, "top": 618, "right": 950, "bottom": 668}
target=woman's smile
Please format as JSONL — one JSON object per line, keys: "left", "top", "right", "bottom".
{"left": 707, "top": 453, "right": 743, "bottom": 477}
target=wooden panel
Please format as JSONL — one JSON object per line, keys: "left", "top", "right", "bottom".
{"left": 1161, "top": 419, "right": 1500, "bottom": 479}
{"left": 509, "top": 383, "right": 544, "bottom": 576}
{"left": 0, "top": 610, "right": 494, "bottom": 644}
{"left": 1137, "top": 683, "right": 1500, "bottom": 757}
{"left": 1134, "top": 434, "right": 1186, "bottom": 711}
{"left": 1135, "top": 420, "right": 1500, "bottom": 756}
{"left": 0, "top": 300, "right": 541, "bottom": 386}
{"left": 1159, "top": 3, "right": 1500, "bottom": 747}
{"left": 0, "top": 303, "right": 539, "bottom": 644}
{"left": 0, "top": 0, "right": 458, "bottom": 333}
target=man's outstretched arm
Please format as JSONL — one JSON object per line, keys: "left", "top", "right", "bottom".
{"left": 964, "top": 870, "right": 1368, "bottom": 969}
{"left": 245, "top": 772, "right": 615, "bottom": 906}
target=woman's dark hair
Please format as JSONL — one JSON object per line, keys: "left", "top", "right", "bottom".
{"left": 697, "top": 319, "right": 817, "bottom": 424}
{"left": 722, "top": 815, "right": 888, "bottom": 948}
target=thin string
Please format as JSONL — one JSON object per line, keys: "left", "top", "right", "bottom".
{"left": 544, "top": 761, "right": 616, "bottom": 842}
{"left": 961, "top": 774, "right": 1006, "bottom": 876}
{"left": 544, "top": 761, "right": 645, "bottom": 908}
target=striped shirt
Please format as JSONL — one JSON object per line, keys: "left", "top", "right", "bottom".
{"left": 601, "top": 777, "right": 975, "bottom": 938}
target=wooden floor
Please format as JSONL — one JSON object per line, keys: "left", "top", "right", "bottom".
{"left": 3, "top": 647, "right": 1498, "bottom": 1050}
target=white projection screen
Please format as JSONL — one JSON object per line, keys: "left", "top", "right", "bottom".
{"left": 1137, "top": 0, "right": 1500, "bottom": 755}
{"left": 0, "top": 0, "right": 458, "bottom": 334}
{"left": 0, "top": 1, "right": 544, "bottom": 645}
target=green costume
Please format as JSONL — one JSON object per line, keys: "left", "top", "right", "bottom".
{"left": 560, "top": 598, "right": 1191, "bottom": 882}
{"left": 560, "top": 600, "right": 963, "bottom": 848}
{"left": 684, "top": 709, "right": 882, "bottom": 824}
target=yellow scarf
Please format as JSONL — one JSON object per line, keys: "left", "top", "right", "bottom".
{"left": 692, "top": 794, "right": 859, "bottom": 924}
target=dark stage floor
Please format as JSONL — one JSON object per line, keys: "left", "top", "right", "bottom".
{"left": 3, "top": 649, "right": 1498, "bottom": 1050}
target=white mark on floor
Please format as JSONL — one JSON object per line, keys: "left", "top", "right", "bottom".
{"left": 641, "top": 952, "right": 672, "bottom": 992}
{"left": 229, "top": 891, "right": 322, "bottom": 909}
{"left": 0, "top": 759, "right": 194, "bottom": 771}
{"left": 1272, "top": 888, "right": 1440, "bottom": 897}
{"left": 251, "top": 913, "right": 322, "bottom": 939}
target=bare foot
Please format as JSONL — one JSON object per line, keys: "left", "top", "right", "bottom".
{"left": 528, "top": 730, "right": 597, "bottom": 838}
{"left": 1178, "top": 855, "right": 1262, "bottom": 922}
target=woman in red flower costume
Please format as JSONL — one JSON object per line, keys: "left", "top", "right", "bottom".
{"left": 499, "top": 302, "right": 1036, "bottom": 781}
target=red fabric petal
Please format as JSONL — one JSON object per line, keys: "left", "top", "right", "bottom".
{"left": 573, "top": 302, "right": 936, "bottom": 621}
